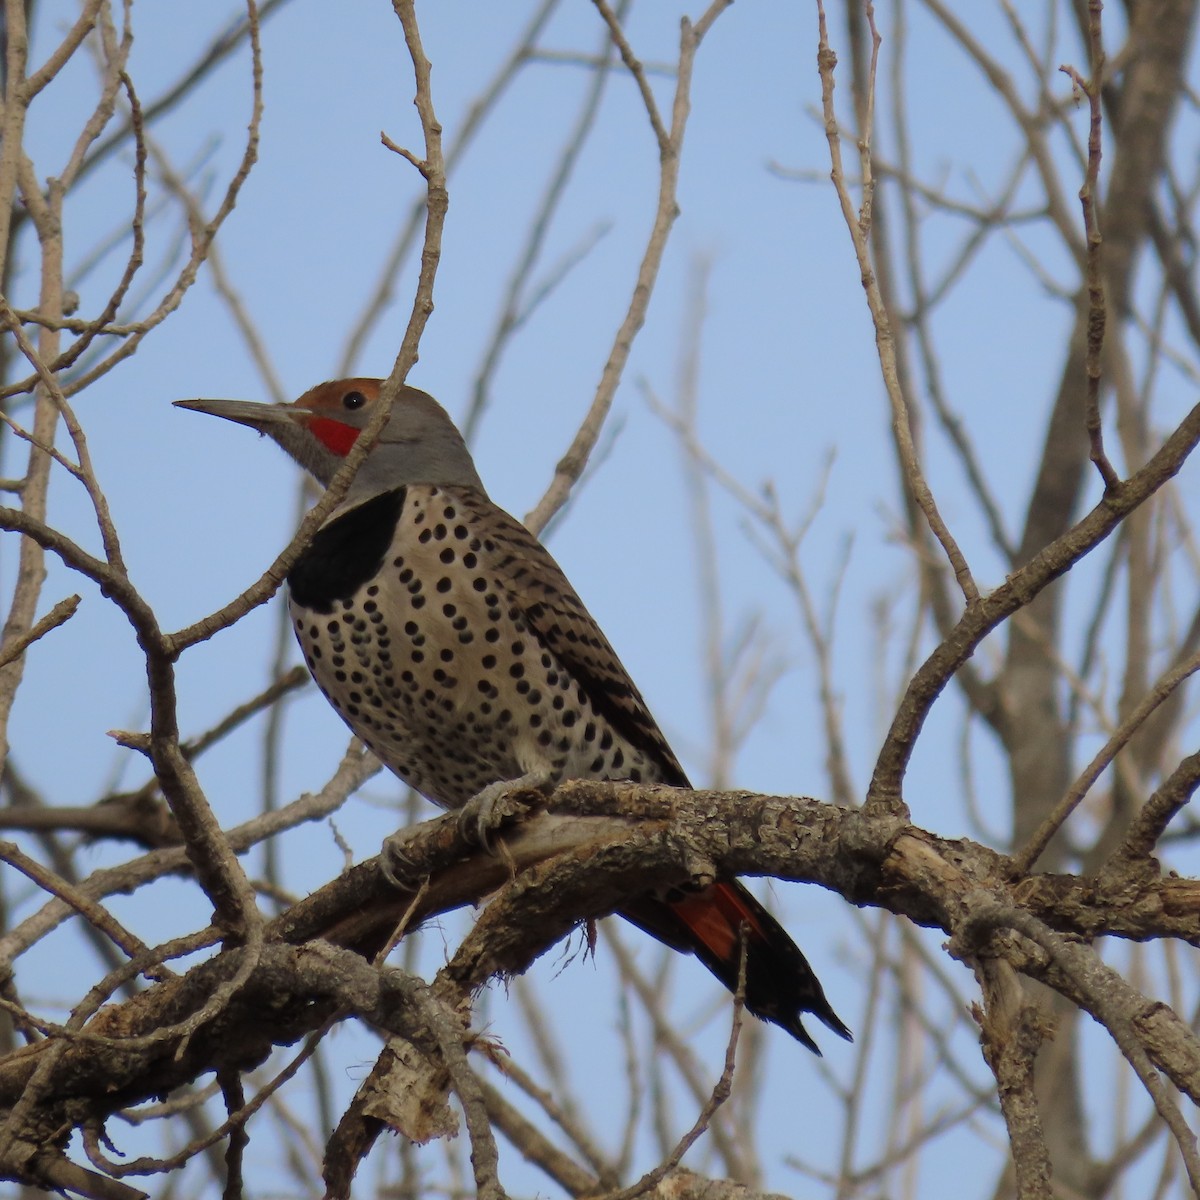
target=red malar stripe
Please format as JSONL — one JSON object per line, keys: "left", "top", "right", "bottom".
{"left": 308, "top": 417, "right": 360, "bottom": 457}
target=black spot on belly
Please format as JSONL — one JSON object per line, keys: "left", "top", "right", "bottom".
{"left": 288, "top": 488, "right": 407, "bottom": 614}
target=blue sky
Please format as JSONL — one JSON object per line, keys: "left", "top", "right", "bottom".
{"left": 5, "top": 2, "right": 1195, "bottom": 1195}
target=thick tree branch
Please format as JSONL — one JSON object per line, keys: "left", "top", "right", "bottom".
{"left": 2, "top": 779, "right": 1198, "bottom": 1178}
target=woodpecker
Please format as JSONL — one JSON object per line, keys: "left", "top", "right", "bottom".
{"left": 177, "top": 378, "right": 850, "bottom": 1052}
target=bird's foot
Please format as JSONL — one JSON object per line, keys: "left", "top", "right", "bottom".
{"left": 379, "top": 825, "right": 430, "bottom": 889}
{"left": 457, "top": 770, "right": 553, "bottom": 850}
{"left": 379, "top": 772, "right": 553, "bottom": 887}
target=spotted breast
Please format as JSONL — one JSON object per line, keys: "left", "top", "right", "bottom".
{"left": 287, "top": 483, "right": 683, "bottom": 808}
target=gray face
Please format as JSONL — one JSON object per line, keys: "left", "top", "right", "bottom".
{"left": 174, "top": 380, "right": 486, "bottom": 496}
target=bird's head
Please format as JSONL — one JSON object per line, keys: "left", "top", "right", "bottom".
{"left": 175, "top": 378, "right": 484, "bottom": 498}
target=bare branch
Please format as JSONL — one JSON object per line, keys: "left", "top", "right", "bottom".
{"left": 525, "top": 3, "right": 733, "bottom": 533}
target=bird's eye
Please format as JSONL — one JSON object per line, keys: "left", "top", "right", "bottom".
{"left": 342, "top": 390, "right": 366, "bottom": 411}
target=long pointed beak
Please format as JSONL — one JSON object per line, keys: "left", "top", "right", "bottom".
{"left": 173, "top": 398, "right": 310, "bottom": 431}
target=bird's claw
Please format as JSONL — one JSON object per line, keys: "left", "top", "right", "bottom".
{"left": 379, "top": 771, "right": 552, "bottom": 886}
{"left": 379, "top": 827, "right": 425, "bottom": 889}
{"left": 456, "top": 771, "right": 551, "bottom": 851}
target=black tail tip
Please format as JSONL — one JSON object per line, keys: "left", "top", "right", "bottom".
{"left": 780, "top": 1004, "right": 853, "bottom": 1055}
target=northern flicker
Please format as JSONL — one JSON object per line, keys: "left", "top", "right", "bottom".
{"left": 177, "top": 378, "right": 851, "bottom": 1053}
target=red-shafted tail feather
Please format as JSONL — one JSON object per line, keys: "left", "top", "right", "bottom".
{"left": 620, "top": 880, "right": 852, "bottom": 1054}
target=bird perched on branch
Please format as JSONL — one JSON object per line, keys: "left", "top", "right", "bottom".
{"left": 177, "top": 377, "right": 850, "bottom": 1053}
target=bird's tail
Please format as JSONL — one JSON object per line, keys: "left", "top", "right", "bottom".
{"left": 619, "top": 880, "right": 851, "bottom": 1054}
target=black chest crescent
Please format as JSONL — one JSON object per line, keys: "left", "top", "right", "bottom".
{"left": 287, "top": 488, "right": 407, "bottom": 614}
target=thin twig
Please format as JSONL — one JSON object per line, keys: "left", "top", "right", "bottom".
{"left": 815, "top": 1, "right": 978, "bottom": 608}
{"left": 1060, "top": 2, "right": 1119, "bottom": 491}
{"left": 1013, "top": 644, "right": 1200, "bottom": 872}
{"left": 0, "top": 593, "right": 78, "bottom": 668}
{"left": 525, "top": 1, "right": 733, "bottom": 535}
